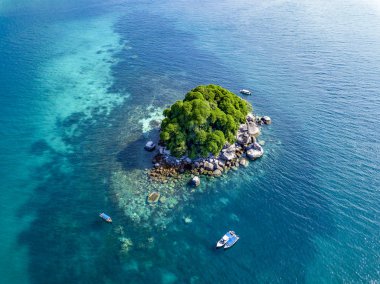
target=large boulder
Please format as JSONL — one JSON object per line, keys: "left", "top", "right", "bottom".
{"left": 144, "top": 141, "right": 156, "bottom": 151}
{"left": 190, "top": 176, "right": 200, "bottom": 187}
{"left": 239, "top": 124, "right": 248, "bottom": 132}
{"left": 246, "top": 114, "right": 255, "bottom": 122}
{"left": 237, "top": 133, "right": 251, "bottom": 145}
{"left": 221, "top": 144, "right": 237, "bottom": 161}
{"left": 147, "top": 192, "right": 160, "bottom": 203}
{"left": 203, "top": 161, "right": 215, "bottom": 171}
{"left": 221, "top": 151, "right": 236, "bottom": 161}
{"left": 262, "top": 116, "right": 272, "bottom": 124}
{"left": 247, "top": 122, "right": 260, "bottom": 137}
{"left": 246, "top": 147, "right": 264, "bottom": 160}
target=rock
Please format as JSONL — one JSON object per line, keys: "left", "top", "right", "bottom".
{"left": 213, "top": 169, "right": 222, "bottom": 177}
{"left": 247, "top": 122, "right": 260, "bottom": 137}
{"left": 258, "top": 140, "right": 265, "bottom": 146}
{"left": 203, "top": 161, "right": 215, "bottom": 171}
{"left": 239, "top": 124, "right": 248, "bottom": 132}
{"left": 239, "top": 158, "right": 249, "bottom": 167}
{"left": 221, "top": 144, "right": 237, "bottom": 161}
{"left": 262, "top": 116, "right": 271, "bottom": 124}
{"left": 154, "top": 163, "right": 160, "bottom": 168}
{"left": 190, "top": 176, "right": 200, "bottom": 187}
{"left": 218, "top": 160, "right": 225, "bottom": 167}
{"left": 246, "top": 146, "right": 264, "bottom": 160}
{"left": 183, "top": 216, "right": 192, "bottom": 224}
{"left": 147, "top": 192, "right": 160, "bottom": 203}
{"left": 184, "top": 157, "right": 192, "bottom": 164}
{"left": 144, "top": 141, "right": 156, "bottom": 151}
{"left": 237, "top": 133, "right": 251, "bottom": 145}
{"left": 247, "top": 113, "right": 255, "bottom": 122}
{"left": 159, "top": 196, "right": 166, "bottom": 203}
{"left": 158, "top": 146, "right": 165, "bottom": 154}
{"left": 163, "top": 148, "right": 171, "bottom": 155}
{"left": 224, "top": 144, "right": 236, "bottom": 152}
{"left": 221, "top": 151, "right": 236, "bottom": 161}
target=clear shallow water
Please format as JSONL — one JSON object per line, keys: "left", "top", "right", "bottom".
{"left": 1, "top": 0, "right": 379, "bottom": 283}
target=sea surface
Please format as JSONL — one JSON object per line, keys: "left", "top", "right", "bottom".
{"left": 0, "top": 0, "right": 379, "bottom": 283}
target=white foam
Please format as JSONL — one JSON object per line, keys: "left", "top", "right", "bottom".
{"left": 138, "top": 105, "right": 164, "bottom": 133}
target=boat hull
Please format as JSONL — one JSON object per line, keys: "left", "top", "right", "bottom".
{"left": 224, "top": 235, "right": 239, "bottom": 249}
{"left": 99, "top": 213, "right": 112, "bottom": 223}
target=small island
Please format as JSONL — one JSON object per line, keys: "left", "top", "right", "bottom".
{"left": 148, "top": 84, "right": 271, "bottom": 185}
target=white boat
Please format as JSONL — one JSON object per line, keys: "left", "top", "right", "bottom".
{"left": 216, "top": 232, "right": 231, "bottom": 248}
{"left": 224, "top": 233, "right": 240, "bottom": 249}
{"left": 216, "top": 231, "right": 239, "bottom": 249}
{"left": 240, "top": 89, "right": 252, "bottom": 95}
{"left": 99, "top": 212, "right": 112, "bottom": 223}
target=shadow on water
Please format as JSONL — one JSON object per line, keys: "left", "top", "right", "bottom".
{"left": 116, "top": 129, "right": 159, "bottom": 172}
{"left": 16, "top": 8, "right": 338, "bottom": 284}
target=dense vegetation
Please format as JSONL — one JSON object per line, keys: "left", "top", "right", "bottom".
{"left": 160, "top": 84, "right": 252, "bottom": 158}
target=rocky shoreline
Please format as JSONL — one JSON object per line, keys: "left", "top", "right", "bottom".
{"left": 147, "top": 114, "right": 271, "bottom": 185}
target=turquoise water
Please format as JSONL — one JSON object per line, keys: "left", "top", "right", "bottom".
{"left": 1, "top": 0, "right": 379, "bottom": 283}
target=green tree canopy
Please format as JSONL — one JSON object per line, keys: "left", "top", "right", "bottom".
{"left": 160, "top": 84, "right": 252, "bottom": 158}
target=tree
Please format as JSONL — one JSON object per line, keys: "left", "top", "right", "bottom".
{"left": 160, "top": 84, "right": 252, "bottom": 158}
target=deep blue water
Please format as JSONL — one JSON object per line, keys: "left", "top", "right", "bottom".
{"left": 1, "top": 0, "right": 379, "bottom": 283}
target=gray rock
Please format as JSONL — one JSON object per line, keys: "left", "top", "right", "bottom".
{"left": 218, "top": 160, "right": 225, "bottom": 167}
{"left": 221, "top": 144, "right": 237, "bottom": 161}
{"left": 190, "top": 176, "right": 200, "bottom": 187}
{"left": 262, "top": 116, "right": 271, "bottom": 124}
{"left": 247, "top": 122, "right": 260, "bottom": 137}
{"left": 239, "top": 158, "right": 249, "bottom": 167}
{"left": 247, "top": 114, "right": 255, "bottom": 122}
{"left": 203, "top": 161, "right": 215, "bottom": 171}
{"left": 158, "top": 146, "right": 165, "bottom": 154}
{"left": 246, "top": 146, "right": 264, "bottom": 160}
{"left": 221, "top": 151, "right": 236, "bottom": 161}
{"left": 237, "top": 133, "right": 251, "bottom": 145}
{"left": 239, "top": 124, "right": 248, "bottom": 132}
{"left": 144, "top": 141, "right": 156, "bottom": 151}
{"left": 213, "top": 169, "right": 222, "bottom": 177}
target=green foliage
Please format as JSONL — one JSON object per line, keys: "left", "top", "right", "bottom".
{"left": 160, "top": 84, "right": 252, "bottom": 158}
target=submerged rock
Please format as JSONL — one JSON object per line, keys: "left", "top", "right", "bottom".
{"left": 120, "top": 237, "right": 133, "bottom": 255}
{"left": 190, "top": 176, "right": 200, "bottom": 187}
{"left": 239, "top": 158, "right": 249, "bottom": 167}
{"left": 159, "top": 196, "right": 167, "bottom": 203}
{"left": 147, "top": 192, "right": 160, "bottom": 203}
{"left": 183, "top": 216, "right": 192, "bottom": 224}
{"left": 144, "top": 141, "right": 156, "bottom": 151}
